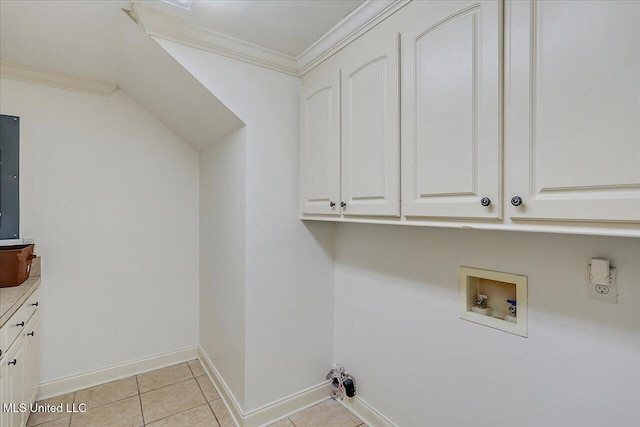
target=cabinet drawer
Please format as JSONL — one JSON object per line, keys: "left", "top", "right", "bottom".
{"left": 1, "top": 289, "right": 39, "bottom": 356}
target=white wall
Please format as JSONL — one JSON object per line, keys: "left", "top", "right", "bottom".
{"left": 0, "top": 78, "right": 200, "bottom": 383}
{"left": 155, "top": 39, "right": 336, "bottom": 412}
{"left": 200, "top": 127, "right": 247, "bottom": 405}
{"left": 334, "top": 224, "right": 640, "bottom": 427}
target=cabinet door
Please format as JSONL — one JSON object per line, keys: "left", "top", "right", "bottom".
{"left": 507, "top": 0, "right": 640, "bottom": 222}
{"left": 300, "top": 60, "right": 341, "bottom": 215}
{"left": 24, "top": 314, "right": 39, "bottom": 406}
{"left": 4, "top": 339, "right": 26, "bottom": 427}
{"left": 1, "top": 360, "right": 6, "bottom": 427}
{"left": 341, "top": 29, "right": 400, "bottom": 217}
{"left": 402, "top": 0, "right": 502, "bottom": 219}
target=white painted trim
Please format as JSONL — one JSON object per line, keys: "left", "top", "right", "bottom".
{"left": 197, "top": 347, "right": 244, "bottom": 427}
{"left": 0, "top": 62, "right": 117, "bottom": 97}
{"left": 340, "top": 396, "right": 398, "bottom": 427}
{"left": 130, "top": 3, "right": 299, "bottom": 77}
{"left": 244, "top": 382, "right": 333, "bottom": 427}
{"left": 197, "top": 346, "right": 335, "bottom": 427}
{"left": 37, "top": 346, "right": 198, "bottom": 400}
{"left": 296, "top": 0, "right": 411, "bottom": 75}
{"left": 128, "top": 1, "right": 411, "bottom": 77}
{"left": 299, "top": 215, "right": 640, "bottom": 238}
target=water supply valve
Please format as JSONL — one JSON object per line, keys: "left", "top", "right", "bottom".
{"left": 507, "top": 299, "right": 517, "bottom": 316}
{"left": 326, "top": 364, "right": 356, "bottom": 399}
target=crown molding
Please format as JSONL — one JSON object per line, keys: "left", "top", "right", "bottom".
{"left": 131, "top": 3, "right": 299, "bottom": 77}
{"left": 296, "top": 0, "right": 411, "bottom": 76}
{"left": 129, "top": 1, "right": 410, "bottom": 78}
{"left": 0, "top": 62, "right": 117, "bottom": 96}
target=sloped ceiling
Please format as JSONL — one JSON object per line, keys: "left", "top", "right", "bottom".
{"left": 0, "top": 0, "right": 368, "bottom": 81}
{"left": 119, "top": 12, "right": 244, "bottom": 149}
{"left": 0, "top": 0, "right": 381, "bottom": 149}
{"left": 0, "top": 0, "right": 243, "bottom": 150}
{"left": 0, "top": 0, "right": 127, "bottom": 83}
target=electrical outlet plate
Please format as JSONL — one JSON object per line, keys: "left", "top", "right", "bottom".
{"left": 588, "top": 267, "right": 617, "bottom": 303}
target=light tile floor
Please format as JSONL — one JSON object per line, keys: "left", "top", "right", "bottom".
{"left": 26, "top": 360, "right": 366, "bottom": 427}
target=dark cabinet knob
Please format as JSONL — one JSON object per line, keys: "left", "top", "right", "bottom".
{"left": 16, "top": 321, "right": 25, "bottom": 328}
{"left": 480, "top": 197, "right": 491, "bottom": 207}
{"left": 9, "top": 359, "right": 17, "bottom": 366}
{"left": 27, "top": 331, "right": 35, "bottom": 337}
{"left": 329, "top": 201, "right": 336, "bottom": 208}
{"left": 340, "top": 202, "right": 346, "bottom": 208}
{"left": 0, "top": 349, "right": 2, "bottom": 357}
{"left": 31, "top": 302, "right": 39, "bottom": 307}
{"left": 510, "top": 196, "right": 523, "bottom": 207}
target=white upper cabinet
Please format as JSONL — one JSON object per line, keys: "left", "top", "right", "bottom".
{"left": 506, "top": 0, "right": 640, "bottom": 223}
{"left": 300, "top": 59, "right": 341, "bottom": 215}
{"left": 340, "top": 29, "right": 400, "bottom": 217}
{"left": 402, "top": 0, "right": 502, "bottom": 219}
{"left": 299, "top": 0, "right": 639, "bottom": 236}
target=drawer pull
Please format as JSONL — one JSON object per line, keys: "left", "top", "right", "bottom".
{"left": 16, "top": 321, "right": 25, "bottom": 328}
{"left": 27, "top": 331, "right": 35, "bottom": 337}
{"left": 9, "top": 359, "right": 17, "bottom": 366}
{"left": 31, "top": 302, "right": 39, "bottom": 307}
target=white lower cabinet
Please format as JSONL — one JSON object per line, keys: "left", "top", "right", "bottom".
{"left": 0, "top": 290, "right": 40, "bottom": 427}
{"left": 3, "top": 338, "right": 27, "bottom": 427}
{"left": 24, "top": 314, "right": 40, "bottom": 408}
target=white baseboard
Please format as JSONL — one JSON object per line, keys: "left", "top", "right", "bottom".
{"left": 38, "top": 346, "right": 198, "bottom": 400}
{"left": 339, "top": 395, "right": 397, "bottom": 427}
{"left": 197, "top": 346, "right": 335, "bottom": 427}
{"left": 197, "top": 347, "right": 244, "bottom": 427}
{"left": 244, "top": 381, "right": 332, "bottom": 427}
{"left": 38, "top": 344, "right": 390, "bottom": 427}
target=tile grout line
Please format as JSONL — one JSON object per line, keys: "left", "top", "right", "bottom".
{"left": 39, "top": 377, "right": 139, "bottom": 417}
{"left": 27, "top": 392, "right": 75, "bottom": 427}
{"left": 36, "top": 362, "right": 360, "bottom": 427}
{"left": 31, "top": 363, "right": 214, "bottom": 427}
{"left": 67, "top": 392, "right": 75, "bottom": 427}
{"left": 136, "top": 374, "right": 146, "bottom": 427}
{"left": 192, "top": 367, "right": 222, "bottom": 404}
{"left": 184, "top": 359, "right": 207, "bottom": 378}
{"left": 69, "top": 392, "right": 140, "bottom": 415}
{"left": 139, "top": 364, "right": 208, "bottom": 426}
{"left": 188, "top": 360, "right": 223, "bottom": 425}
{"left": 144, "top": 402, "right": 216, "bottom": 427}
{"left": 35, "top": 362, "right": 197, "bottom": 408}
{"left": 139, "top": 376, "right": 195, "bottom": 396}
{"left": 138, "top": 362, "right": 192, "bottom": 393}
{"left": 208, "top": 400, "right": 224, "bottom": 427}
{"left": 186, "top": 359, "right": 197, "bottom": 377}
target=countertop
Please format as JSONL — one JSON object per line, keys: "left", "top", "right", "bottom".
{"left": 0, "top": 277, "right": 41, "bottom": 328}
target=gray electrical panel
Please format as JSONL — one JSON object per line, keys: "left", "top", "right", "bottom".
{"left": 0, "top": 114, "right": 19, "bottom": 239}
